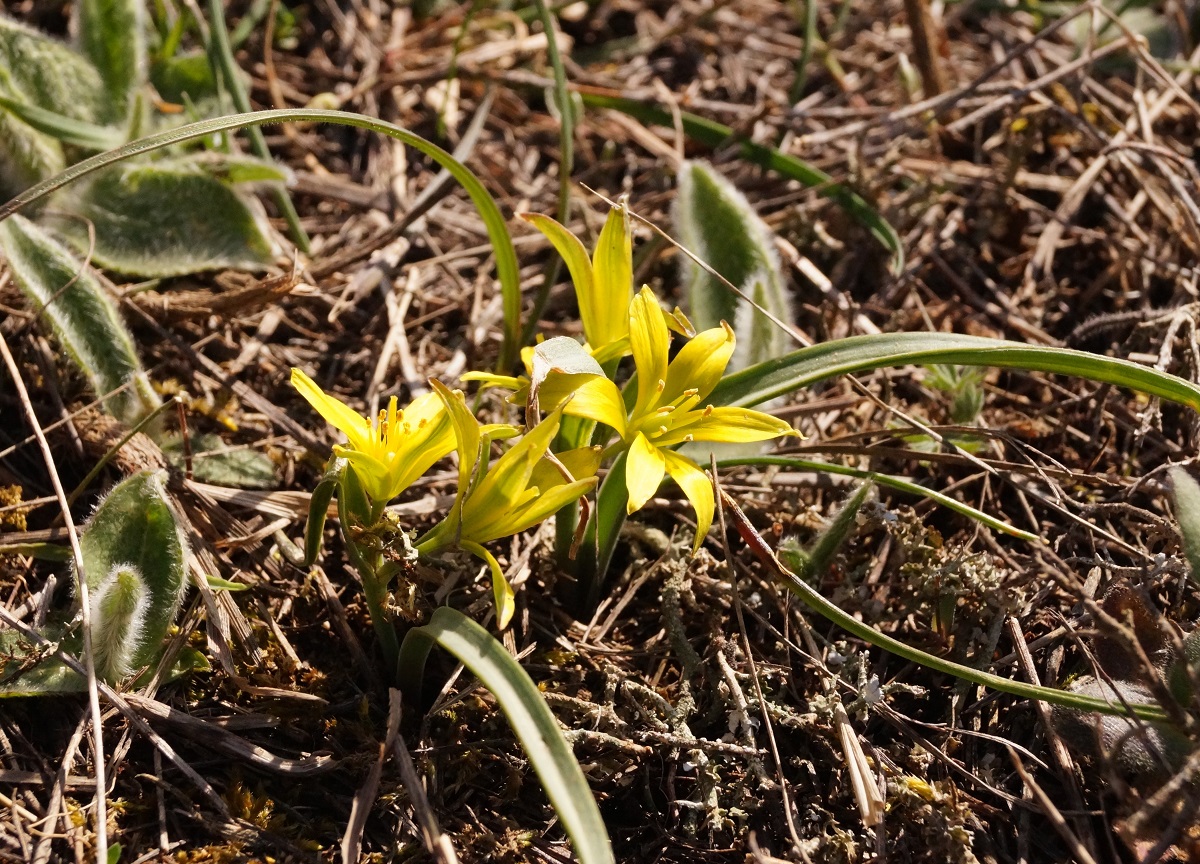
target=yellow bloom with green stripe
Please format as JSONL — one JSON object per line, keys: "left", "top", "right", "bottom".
{"left": 417, "top": 381, "right": 599, "bottom": 627}
{"left": 291, "top": 368, "right": 455, "bottom": 505}
{"left": 561, "top": 287, "right": 796, "bottom": 551}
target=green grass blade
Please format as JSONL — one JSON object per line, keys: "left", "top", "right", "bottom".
{"left": 0, "top": 107, "right": 524, "bottom": 369}
{"left": 580, "top": 92, "right": 903, "bottom": 274}
{"left": 399, "top": 607, "right": 614, "bottom": 864}
{"left": 205, "top": 0, "right": 309, "bottom": 254}
{"left": 709, "top": 332, "right": 1200, "bottom": 412}
{"left": 0, "top": 93, "right": 124, "bottom": 149}
{"left": 520, "top": 0, "right": 574, "bottom": 346}
{"left": 718, "top": 491, "right": 1171, "bottom": 723}
{"left": 718, "top": 455, "right": 1039, "bottom": 541}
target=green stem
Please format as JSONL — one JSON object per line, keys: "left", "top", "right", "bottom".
{"left": 206, "top": 0, "right": 310, "bottom": 253}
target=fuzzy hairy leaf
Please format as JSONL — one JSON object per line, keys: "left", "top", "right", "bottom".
{"left": 90, "top": 565, "right": 150, "bottom": 681}
{"left": 0, "top": 213, "right": 160, "bottom": 426}
{"left": 75, "top": 0, "right": 146, "bottom": 115}
{"left": 0, "top": 624, "right": 85, "bottom": 696}
{"left": 1172, "top": 467, "right": 1200, "bottom": 587}
{"left": 48, "top": 162, "right": 274, "bottom": 276}
{"left": 162, "top": 432, "right": 278, "bottom": 489}
{"left": 78, "top": 470, "right": 189, "bottom": 674}
{"left": 0, "top": 15, "right": 113, "bottom": 195}
{"left": 674, "top": 160, "right": 792, "bottom": 372}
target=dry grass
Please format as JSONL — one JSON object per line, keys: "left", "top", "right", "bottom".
{"left": 3, "top": 0, "right": 1200, "bottom": 861}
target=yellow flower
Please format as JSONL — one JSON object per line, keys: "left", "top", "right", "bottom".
{"left": 291, "top": 368, "right": 455, "bottom": 505}
{"left": 417, "top": 381, "right": 599, "bottom": 627}
{"left": 560, "top": 287, "right": 796, "bottom": 551}
{"left": 521, "top": 203, "right": 634, "bottom": 362}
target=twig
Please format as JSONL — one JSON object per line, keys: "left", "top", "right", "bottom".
{"left": 0, "top": 330, "right": 109, "bottom": 864}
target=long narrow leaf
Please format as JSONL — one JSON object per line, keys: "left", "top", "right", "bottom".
{"left": 581, "top": 92, "right": 903, "bottom": 273}
{"left": 399, "top": 607, "right": 614, "bottom": 864}
{"left": 719, "top": 455, "right": 1039, "bottom": 541}
{"left": 0, "top": 107, "right": 524, "bottom": 370}
{"left": 0, "top": 93, "right": 124, "bottom": 150}
{"left": 709, "top": 332, "right": 1200, "bottom": 412}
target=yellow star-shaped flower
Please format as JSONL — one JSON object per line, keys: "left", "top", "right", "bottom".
{"left": 560, "top": 287, "right": 797, "bottom": 551}
{"left": 291, "top": 368, "right": 455, "bottom": 505}
{"left": 416, "top": 381, "right": 599, "bottom": 627}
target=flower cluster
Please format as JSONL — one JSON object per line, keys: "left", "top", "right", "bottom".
{"left": 293, "top": 202, "right": 794, "bottom": 629}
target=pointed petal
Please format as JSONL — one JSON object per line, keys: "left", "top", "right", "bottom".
{"left": 522, "top": 212, "right": 598, "bottom": 344}
{"left": 625, "top": 432, "right": 666, "bottom": 513}
{"left": 590, "top": 204, "right": 634, "bottom": 348}
{"left": 560, "top": 376, "right": 627, "bottom": 437}
{"left": 334, "top": 447, "right": 392, "bottom": 503}
{"left": 463, "top": 412, "right": 562, "bottom": 532}
{"left": 662, "top": 451, "right": 714, "bottom": 553}
{"left": 657, "top": 406, "right": 795, "bottom": 446}
{"left": 499, "top": 477, "right": 597, "bottom": 539}
{"left": 463, "top": 541, "right": 515, "bottom": 629}
{"left": 291, "top": 368, "right": 371, "bottom": 450}
{"left": 430, "top": 380, "right": 480, "bottom": 498}
{"left": 662, "top": 322, "right": 735, "bottom": 405}
{"left": 461, "top": 371, "right": 526, "bottom": 391}
{"left": 629, "top": 287, "right": 670, "bottom": 417}
{"left": 529, "top": 446, "right": 603, "bottom": 491}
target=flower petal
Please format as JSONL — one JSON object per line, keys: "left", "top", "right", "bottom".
{"left": 430, "top": 380, "right": 480, "bottom": 500}
{"left": 656, "top": 406, "right": 796, "bottom": 446}
{"left": 590, "top": 204, "right": 633, "bottom": 348}
{"left": 560, "top": 376, "right": 627, "bottom": 437}
{"left": 629, "top": 287, "right": 670, "bottom": 417}
{"left": 625, "top": 432, "right": 665, "bottom": 513}
{"left": 291, "top": 368, "right": 371, "bottom": 451}
{"left": 662, "top": 322, "right": 735, "bottom": 405}
{"left": 500, "top": 477, "right": 597, "bottom": 539}
{"left": 522, "top": 213, "right": 598, "bottom": 344}
{"left": 462, "top": 540, "right": 515, "bottom": 630}
{"left": 662, "top": 451, "right": 714, "bottom": 553}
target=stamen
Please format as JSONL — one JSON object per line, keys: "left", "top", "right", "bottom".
{"left": 683, "top": 434, "right": 694, "bottom": 442}
{"left": 682, "top": 388, "right": 699, "bottom": 398}
{"left": 657, "top": 425, "right": 668, "bottom": 435}
{"left": 657, "top": 406, "right": 674, "bottom": 415}
{"left": 702, "top": 405, "right": 714, "bottom": 417}
{"left": 656, "top": 378, "right": 666, "bottom": 393}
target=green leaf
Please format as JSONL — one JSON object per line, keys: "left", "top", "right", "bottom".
{"left": 399, "top": 607, "right": 614, "bottom": 864}
{"left": 0, "top": 17, "right": 111, "bottom": 123}
{"left": 709, "top": 332, "right": 1200, "bottom": 413}
{"left": 0, "top": 624, "right": 85, "bottom": 696}
{"left": 304, "top": 457, "right": 346, "bottom": 567}
{"left": 78, "top": 470, "right": 189, "bottom": 676}
{"left": 0, "top": 108, "right": 522, "bottom": 369}
{"left": 0, "top": 92, "right": 124, "bottom": 150}
{"left": 674, "top": 160, "right": 792, "bottom": 372}
{"left": 204, "top": 574, "right": 249, "bottom": 592}
{"left": 76, "top": 0, "right": 146, "bottom": 115}
{"left": 150, "top": 50, "right": 218, "bottom": 105}
{"left": 0, "top": 98, "right": 65, "bottom": 199}
{"left": 0, "top": 213, "right": 161, "bottom": 426}
{"left": 581, "top": 92, "right": 903, "bottom": 274}
{"left": 162, "top": 433, "right": 278, "bottom": 490}
{"left": 718, "top": 455, "right": 1038, "bottom": 541}
{"left": 1171, "top": 467, "right": 1200, "bottom": 587}
{"left": 48, "top": 162, "right": 274, "bottom": 276}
